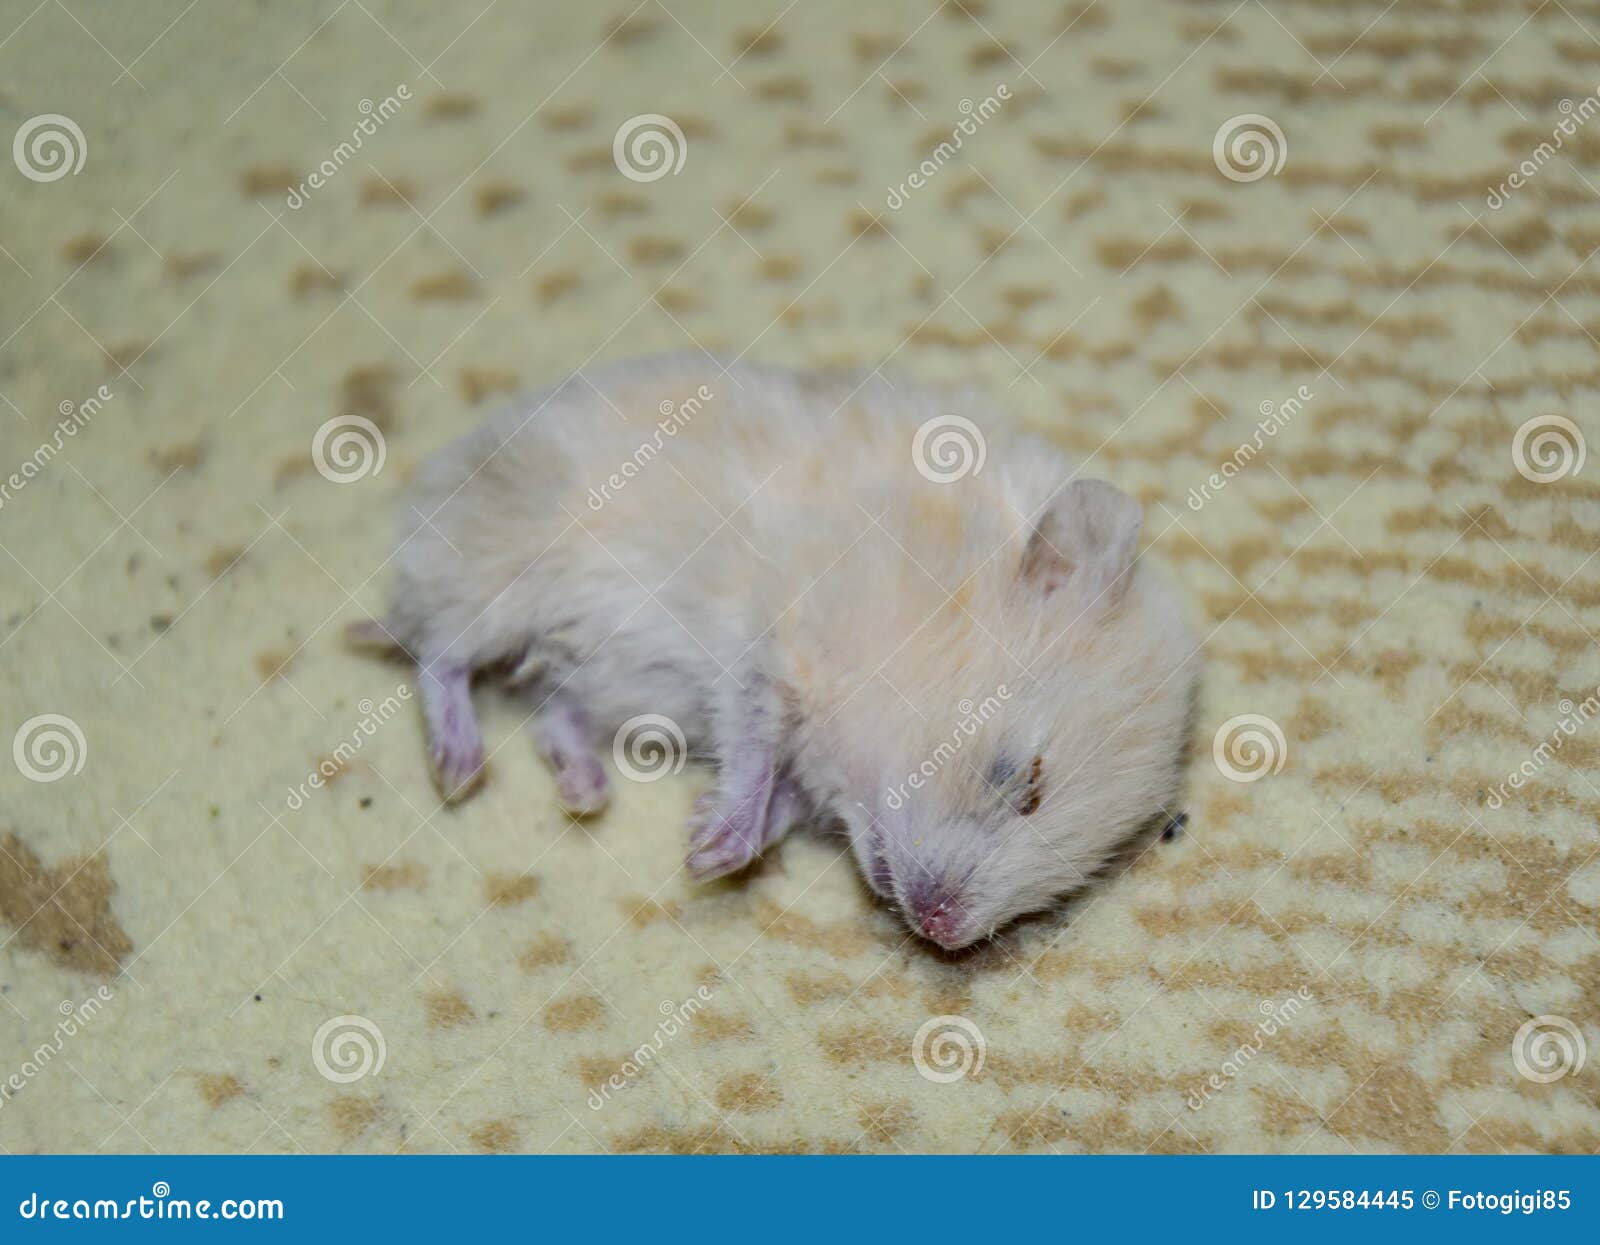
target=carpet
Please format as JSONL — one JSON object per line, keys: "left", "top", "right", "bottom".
{"left": 1, "top": 0, "right": 1598, "bottom": 1153}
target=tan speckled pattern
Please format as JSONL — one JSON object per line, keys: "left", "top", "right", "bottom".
{"left": 2, "top": 0, "right": 1599, "bottom": 1153}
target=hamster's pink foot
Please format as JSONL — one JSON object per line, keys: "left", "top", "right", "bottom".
{"left": 553, "top": 754, "right": 609, "bottom": 815}
{"left": 687, "top": 682, "right": 802, "bottom": 879}
{"left": 429, "top": 738, "right": 486, "bottom": 803}
{"left": 419, "top": 661, "right": 485, "bottom": 803}
{"left": 686, "top": 790, "right": 765, "bottom": 879}
{"left": 686, "top": 772, "right": 806, "bottom": 880}
{"left": 532, "top": 696, "right": 610, "bottom": 816}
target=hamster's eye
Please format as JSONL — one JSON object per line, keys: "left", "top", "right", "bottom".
{"left": 989, "top": 755, "right": 1044, "bottom": 815}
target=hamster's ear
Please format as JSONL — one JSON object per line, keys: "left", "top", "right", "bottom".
{"left": 1020, "top": 479, "right": 1142, "bottom": 601}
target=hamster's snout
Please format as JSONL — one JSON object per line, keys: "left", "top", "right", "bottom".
{"left": 901, "top": 876, "right": 977, "bottom": 951}
{"left": 857, "top": 816, "right": 983, "bottom": 949}
{"left": 917, "top": 903, "right": 970, "bottom": 950}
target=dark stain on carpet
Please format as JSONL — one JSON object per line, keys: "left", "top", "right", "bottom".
{"left": 0, "top": 831, "right": 132, "bottom": 974}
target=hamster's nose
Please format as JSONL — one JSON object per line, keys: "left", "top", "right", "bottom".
{"left": 905, "top": 879, "right": 971, "bottom": 948}
{"left": 919, "top": 904, "right": 966, "bottom": 948}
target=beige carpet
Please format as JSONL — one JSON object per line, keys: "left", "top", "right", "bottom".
{"left": 2, "top": 0, "right": 1599, "bottom": 1153}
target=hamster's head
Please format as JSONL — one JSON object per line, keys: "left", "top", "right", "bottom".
{"left": 836, "top": 478, "right": 1198, "bottom": 950}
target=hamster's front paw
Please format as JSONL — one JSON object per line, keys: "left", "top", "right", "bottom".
{"left": 685, "top": 790, "right": 764, "bottom": 880}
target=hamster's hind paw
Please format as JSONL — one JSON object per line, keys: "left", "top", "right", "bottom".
{"left": 552, "top": 752, "right": 609, "bottom": 816}
{"left": 429, "top": 739, "right": 486, "bottom": 804}
{"left": 531, "top": 697, "right": 610, "bottom": 816}
{"left": 418, "top": 660, "right": 486, "bottom": 805}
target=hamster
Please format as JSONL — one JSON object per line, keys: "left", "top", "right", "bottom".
{"left": 351, "top": 353, "right": 1199, "bottom": 949}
